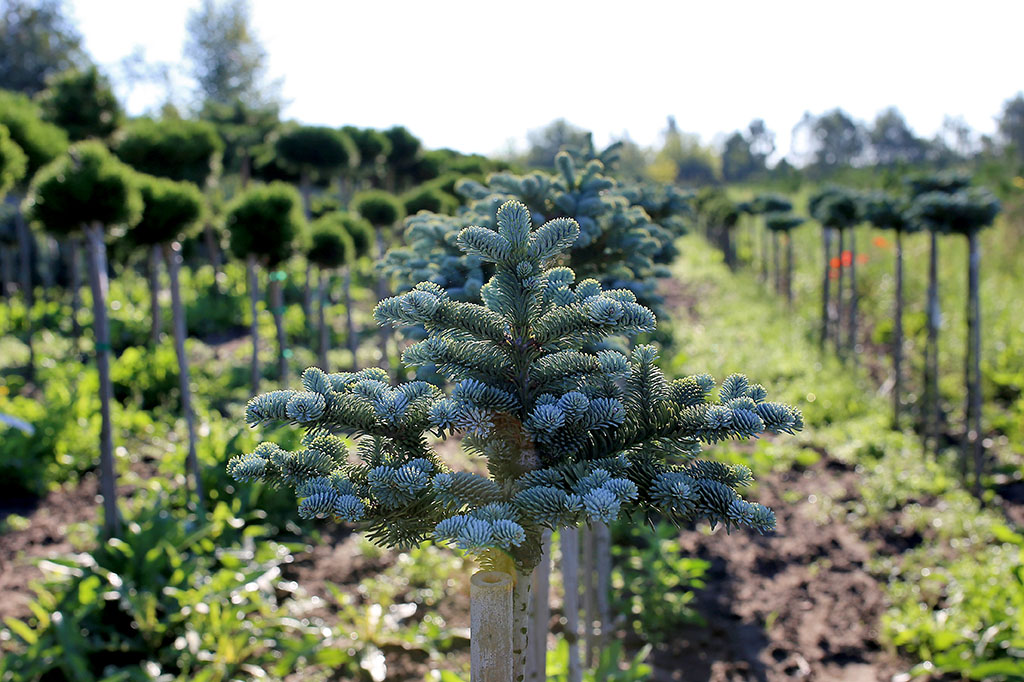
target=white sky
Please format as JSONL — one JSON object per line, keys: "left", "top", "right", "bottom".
{"left": 69, "top": 0, "right": 1024, "bottom": 161}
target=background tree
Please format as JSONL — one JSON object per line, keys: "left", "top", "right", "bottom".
{"left": 25, "top": 140, "right": 143, "bottom": 537}
{"left": 526, "top": 118, "right": 591, "bottom": 169}
{"left": 720, "top": 120, "right": 774, "bottom": 183}
{"left": 809, "top": 187, "right": 859, "bottom": 352}
{"left": 114, "top": 118, "right": 223, "bottom": 341}
{"left": 341, "top": 125, "right": 390, "bottom": 194}
{"left": 113, "top": 118, "right": 223, "bottom": 186}
{"left": 402, "top": 184, "right": 458, "bottom": 216}
{"left": 997, "top": 93, "right": 1024, "bottom": 161}
{"left": 0, "top": 125, "right": 26, "bottom": 299}
{"left": 383, "top": 125, "right": 422, "bottom": 191}
{"left": 909, "top": 188, "right": 999, "bottom": 491}
{"left": 274, "top": 124, "right": 355, "bottom": 319}
{"left": 720, "top": 131, "right": 758, "bottom": 183}
{"left": 37, "top": 66, "right": 122, "bottom": 141}
{"left": 693, "top": 189, "right": 739, "bottom": 268}
{"left": 870, "top": 107, "right": 927, "bottom": 166}
{"left": 201, "top": 98, "right": 278, "bottom": 187}
{"left": 336, "top": 212, "right": 373, "bottom": 368}
{"left": 747, "top": 118, "right": 776, "bottom": 167}
{"left": 0, "top": 90, "right": 67, "bottom": 374}
{"left": 907, "top": 171, "right": 970, "bottom": 451}
{"left": 807, "top": 108, "right": 866, "bottom": 172}
{"left": 0, "top": 0, "right": 86, "bottom": 95}
{"left": 0, "top": 123, "right": 26, "bottom": 198}
{"left": 764, "top": 213, "right": 804, "bottom": 303}
{"left": 226, "top": 182, "right": 305, "bottom": 385}
{"left": 650, "top": 116, "right": 719, "bottom": 186}
{"left": 132, "top": 175, "right": 205, "bottom": 511}
{"left": 751, "top": 194, "right": 792, "bottom": 282}
{"left": 353, "top": 190, "right": 404, "bottom": 371}
{"left": 306, "top": 213, "right": 353, "bottom": 370}
{"left": 183, "top": 0, "right": 277, "bottom": 110}
{"left": 863, "top": 193, "right": 917, "bottom": 426}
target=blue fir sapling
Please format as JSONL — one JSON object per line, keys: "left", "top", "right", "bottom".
{"left": 381, "top": 152, "right": 686, "bottom": 317}
{"left": 227, "top": 199, "right": 803, "bottom": 675}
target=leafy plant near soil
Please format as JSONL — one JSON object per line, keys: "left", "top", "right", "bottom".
{"left": 228, "top": 199, "right": 802, "bottom": 677}
{"left": 610, "top": 519, "right": 709, "bottom": 643}
{"left": 0, "top": 496, "right": 338, "bottom": 682}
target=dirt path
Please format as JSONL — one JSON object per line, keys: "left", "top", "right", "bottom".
{"left": 648, "top": 457, "right": 917, "bottom": 681}
{"left": 0, "top": 474, "right": 99, "bottom": 622}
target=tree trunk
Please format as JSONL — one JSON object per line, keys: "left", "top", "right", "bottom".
{"left": 582, "top": 525, "right": 596, "bottom": 667}
{"left": 69, "top": 237, "right": 82, "bottom": 341}
{"left": 835, "top": 229, "right": 845, "bottom": 355}
{"left": 1, "top": 244, "right": 12, "bottom": 297}
{"left": 594, "top": 521, "right": 612, "bottom": 649}
{"left": 270, "top": 272, "right": 288, "bottom": 382}
{"left": 967, "top": 231, "right": 983, "bottom": 495}
{"left": 149, "top": 244, "right": 162, "bottom": 346}
{"left": 247, "top": 254, "right": 261, "bottom": 393}
{"left": 785, "top": 231, "right": 794, "bottom": 305}
{"left": 471, "top": 571, "right": 514, "bottom": 682}
{"left": 760, "top": 220, "right": 768, "bottom": 282}
{"left": 376, "top": 230, "right": 393, "bottom": 375}
{"left": 164, "top": 242, "right": 203, "bottom": 517}
{"left": 14, "top": 199, "right": 35, "bottom": 378}
{"left": 84, "top": 223, "right": 121, "bottom": 538}
{"left": 301, "top": 171, "right": 313, "bottom": 324}
{"left": 527, "top": 532, "right": 552, "bottom": 681}
{"left": 925, "top": 230, "right": 941, "bottom": 454}
{"left": 893, "top": 231, "right": 904, "bottom": 427}
{"left": 318, "top": 266, "right": 329, "bottom": 370}
{"left": 240, "top": 149, "right": 251, "bottom": 189}
{"left": 772, "top": 230, "right": 780, "bottom": 294}
{"left": 303, "top": 261, "right": 313, "bottom": 324}
{"left": 820, "top": 227, "right": 832, "bottom": 350}
{"left": 848, "top": 229, "right": 858, "bottom": 355}
{"left": 40, "top": 236, "right": 56, "bottom": 300}
{"left": 344, "top": 266, "right": 358, "bottom": 370}
{"left": 561, "top": 528, "right": 582, "bottom": 682}
{"left": 203, "top": 224, "right": 222, "bottom": 285}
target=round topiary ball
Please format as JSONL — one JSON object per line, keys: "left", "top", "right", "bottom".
{"left": 226, "top": 181, "right": 306, "bottom": 266}
{"left": 274, "top": 125, "right": 356, "bottom": 177}
{"left": 0, "top": 124, "right": 27, "bottom": 197}
{"left": 114, "top": 118, "right": 223, "bottom": 186}
{"left": 132, "top": 175, "right": 204, "bottom": 246}
{"left": 25, "top": 140, "right": 142, "bottom": 234}
{"left": 764, "top": 213, "right": 804, "bottom": 232}
{"left": 0, "top": 91, "right": 69, "bottom": 176}
{"left": 909, "top": 189, "right": 1000, "bottom": 236}
{"left": 307, "top": 213, "right": 354, "bottom": 269}
{"left": 353, "top": 190, "right": 405, "bottom": 228}
{"left": 337, "top": 212, "right": 374, "bottom": 260}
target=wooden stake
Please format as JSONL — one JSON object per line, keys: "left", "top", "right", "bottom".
{"left": 471, "top": 571, "right": 514, "bottom": 682}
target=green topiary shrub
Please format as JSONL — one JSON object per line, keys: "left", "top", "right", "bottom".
{"left": 37, "top": 66, "right": 122, "bottom": 141}
{"left": 113, "top": 118, "right": 223, "bottom": 186}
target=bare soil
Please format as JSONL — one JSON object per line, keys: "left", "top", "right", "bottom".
{"left": 646, "top": 458, "right": 923, "bottom": 682}
{"left": 0, "top": 473, "right": 99, "bottom": 622}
